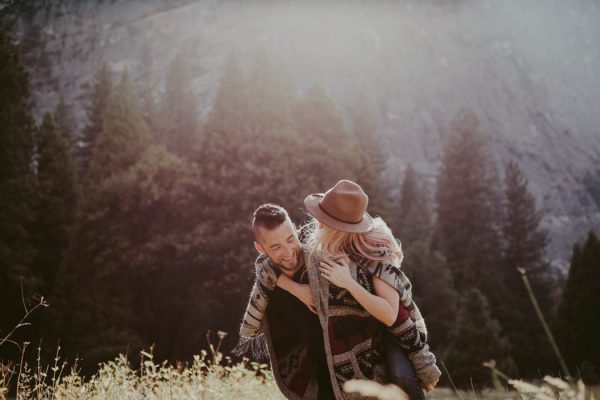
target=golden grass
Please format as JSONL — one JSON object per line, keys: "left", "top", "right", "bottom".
{"left": 1, "top": 346, "right": 285, "bottom": 400}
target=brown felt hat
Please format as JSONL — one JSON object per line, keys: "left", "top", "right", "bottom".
{"left": 304, "top": 180, "right": 374, "bottom": 233}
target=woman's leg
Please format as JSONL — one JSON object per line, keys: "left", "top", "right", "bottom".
{"left": 383, "top": 331, "right": 426, "bottom": 400}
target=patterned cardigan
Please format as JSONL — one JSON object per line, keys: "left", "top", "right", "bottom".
{"left": 236, "top": 247, "right": 441, "bottom": 399}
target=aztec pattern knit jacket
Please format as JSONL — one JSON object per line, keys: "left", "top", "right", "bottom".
{"left": 236, "top": 247, "right": 441, "bottom": 399}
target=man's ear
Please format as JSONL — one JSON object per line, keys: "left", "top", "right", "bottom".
{"left": 254, "top": 241, "right": 266, "bottom": 255}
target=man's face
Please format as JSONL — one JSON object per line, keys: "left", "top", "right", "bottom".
{"left": 255, "top": 218, "right": 302, "bottom": 274}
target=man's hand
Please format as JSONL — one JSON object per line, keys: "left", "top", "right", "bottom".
{"left": 295, "top": 284, "right": 317, "bottom": 314}
{"left": 319, "top": 258, "right": 354, "bottom": 289}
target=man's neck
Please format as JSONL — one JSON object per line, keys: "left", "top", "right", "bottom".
{"left": 281, "top": 269, "right": 296, "bottom": 278}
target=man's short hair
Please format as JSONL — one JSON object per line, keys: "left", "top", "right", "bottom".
{"left": 252, "top": 203, "right": 289, "bottom": 241}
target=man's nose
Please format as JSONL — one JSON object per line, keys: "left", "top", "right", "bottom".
{"left": 283, "top": 245, "right": 293, "bottom": 259}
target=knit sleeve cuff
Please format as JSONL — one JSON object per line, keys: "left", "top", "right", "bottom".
{"left": 409, "top": 343, "right": 442, "bottom": 386}
{"left": 255, "top": 256, "right": 281, "bottom": 291}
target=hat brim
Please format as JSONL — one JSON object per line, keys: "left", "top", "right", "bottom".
{"left": 304, "top": 193, "right": 374, "bottom": 233}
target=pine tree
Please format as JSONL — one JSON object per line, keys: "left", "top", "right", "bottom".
{"left": 555, "top": 231, "right": 600, "bottom": 384}
{"left": 292, "top": 85, "right": 355, "bottom": 195}
{"left": 395, "top": 164, "right": 432, "bottom": 246}
{"left": 433, "top": 109, "right": 505, "bottom": 310}
{"left": 32, "top": 113, "right": 77, "bottom": 294}
{"left": 50, "top": 71, "right": 152, "bottom": 370}
{"left": 293, "top": 85, "right": 346, "bottom": 148}
{"left": 344, "top": 143, "right": 388, "bottom": 218}
{"left": 0, "top": 16, "right": 39, "bottom": 360}
{"left": 205, "top": 52, "right": 247, "bottom": 136}
{"left": 503, "top": 162, "right": 549, "bottom": 274}
{"left": 79, "top": 63, "right": 112, "bottom": 177}
{"left": 51, "top": 145, "right": 213, "bottom": 368}
{"left": 109, "top": 147, "right": 210, "bottom": 362}
{"left": 351, "top": 94, "right": 385, "bottom": 174}
{"left": 443, "top": 289, "right": 516, "bottom": 388}
{"left": 402, "top": 242, "right": 458, "bottom": 354}
{"left": 245, "top": 47, "right": 293, "bottom": 137}
{"left": 500, "top": 161, "right": 554, "bottom": 377}
{"left": 54, "top": 96, "right": 78, "bottom": 151}
{"left": 158, "top": 53, "right": 199, "bottom": 158}
{"left": 349, "top": 94, "right": 388, "bottom": 218}
{"left": 137, "top": 80, "right": 159, "bottom": 137}
{"left": 86, "top": 70, "right": 151, "bottom": 184}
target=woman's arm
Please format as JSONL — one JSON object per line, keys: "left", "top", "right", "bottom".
{"left": 276, "top": 274, "right": 317, "bottom": 313}
{"left": 319, "top": 258, "right": 399, "bottom": 326}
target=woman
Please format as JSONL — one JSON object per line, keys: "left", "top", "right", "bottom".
{"left": 293, "top": 179, "right": 440, "bottom": 399}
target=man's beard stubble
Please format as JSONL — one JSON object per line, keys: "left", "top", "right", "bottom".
{"left": 275, "top": 250, "right": 304, "bottom": 274}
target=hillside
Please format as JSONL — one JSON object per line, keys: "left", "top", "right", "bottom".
{"left": 11, "top": 0, "right": 600, "bottom": 271}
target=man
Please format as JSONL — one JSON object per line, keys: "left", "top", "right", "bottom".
{"left": 238, "top": 203, "right": 335, "bottom": 399}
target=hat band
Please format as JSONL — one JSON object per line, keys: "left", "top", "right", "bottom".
{"left": 318, "top": 202, "right": 363, "bottom": 225}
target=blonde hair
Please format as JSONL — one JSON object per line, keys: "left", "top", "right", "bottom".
{"left": 304, "top": 216, "right": 403, "bottom": 266}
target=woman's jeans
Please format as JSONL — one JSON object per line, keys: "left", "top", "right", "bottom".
{"left": 383, "top": 331, "right": 426, "bottom": 400}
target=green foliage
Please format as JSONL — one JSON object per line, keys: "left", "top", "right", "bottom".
{"left": 350, "top": 94, "right": 384, "bottom": 175}
{"left": 433, "top": 110, "right": 511, "bottom": 356}
{"left": 31, "top": 113, "right": 77, "bottom": 294}
{"left": 502, "top": 162, "right": 549, "bottom": 271}
{"left": 157, "top": 53, "right": 199, "bottom": 158}
{"left": 205, "top": 53, "right": 247, "bottom": 135}
{"left": 349, "top": 94, "right": 388, "bottom": 218}
{"left": 500, "top": 161, "right": 555, "bottom": 377}
{"left": 79, "top": 63, "right": 112, "bottom": 177}
{"left": 246, "top": 47, "right": 294, "bottom": 136}
{"left": 394, "top": 164, "right": 432, "bottom": 246}
{"left": 402, "top": 242, "right": 458, "bottom": 355}
{"left": 443, "top": 289, "right": 516, "bottom": 389}
{"left": 51, "top": 146, "right": 199, "bottom": 371}
{"left": 291, "top": 84, "right": 359, "bottom": 200}
{"left": 555, "top": 231, "right": 600, "bottom": 384}
{"left": 86, "top": 70, "right": 151, "bottom": 184}
{"left": 394, "top": 164, "right": 459, "bottom": 364}
{"left": 0, "top": 15, "right": 39, "bottom": 361}
{"left": 53, "top": 96, "right": 78, "bottom": 151}
{"left": 434, "top": 110, "right": 504, "bottom": 292}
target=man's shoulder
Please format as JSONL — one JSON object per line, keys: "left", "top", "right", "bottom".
{"left": 255, "top": 254, "right": 276, "bottom": 274}
{"left": 255, "top": 253, "right": 270, "bottom": 266}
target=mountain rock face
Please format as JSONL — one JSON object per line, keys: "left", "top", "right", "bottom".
{"left": 12, "top": 0, "right": 600, "bottom": 271}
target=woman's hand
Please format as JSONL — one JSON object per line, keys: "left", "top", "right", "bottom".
{"left": 319, "top": 258, "right": 354, "bottom": 289}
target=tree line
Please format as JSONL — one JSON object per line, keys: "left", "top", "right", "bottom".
{"left": 1, "top": 16, "right": 598, "bottom": 387}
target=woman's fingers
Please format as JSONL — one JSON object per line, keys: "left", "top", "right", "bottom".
{"left": 321, "top": 258, "right": 341, "bottom": 268}
{"left": 320, "top": 262, "right": 336, "bottom": 273}
{"left": 320, "top": 260, "right": 341, "bottom": 271}
{"left": 319, "top": 267, "right": 333, "bottom": 282}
